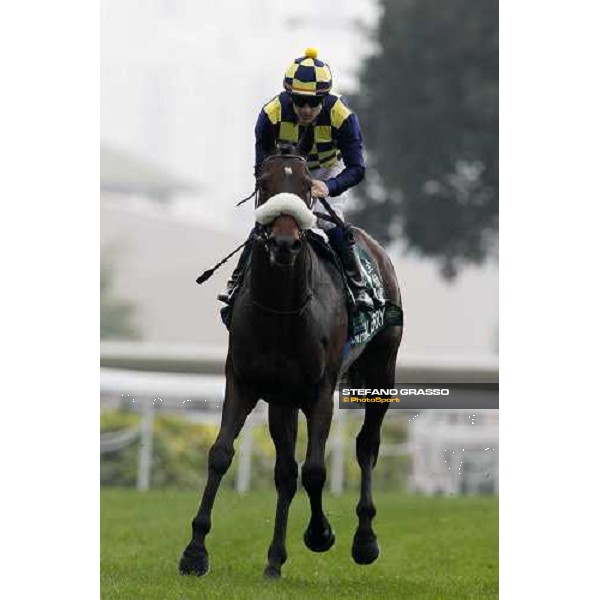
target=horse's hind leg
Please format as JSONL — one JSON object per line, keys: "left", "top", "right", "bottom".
{"left": 352, "top": 402, "right": 388, "bottom": 564}
{"left": 302, "top": 382, "right": 336, "bottom": 553}
{"left": 264, "top": 405, "right": 299, "bottom": 579}
{"left": 350, "top": 329, "right": 401, "bottom": 565}
{"left": 179, "top": 363, "right": 257, "bottom": 576}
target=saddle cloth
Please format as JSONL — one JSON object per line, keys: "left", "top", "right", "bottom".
{"left": 305, "top": 230, "right": 403, "bottom": 352}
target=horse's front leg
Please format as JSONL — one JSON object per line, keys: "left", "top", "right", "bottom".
{"left": 179, "top": 366, "right": 257, "bottom": 576}
{"left": 264, "top": 404, "right": 299, "bottom": 579}
{"left": 302, "top": 383, "right": 336, "bottom": 553}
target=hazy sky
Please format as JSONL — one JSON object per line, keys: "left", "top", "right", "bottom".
{"left": 101, "top": 0, "right": 379, "bottom": 233}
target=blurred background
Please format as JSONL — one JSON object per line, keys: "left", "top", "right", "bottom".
{"left": 100, "top": 0, "right": 498, "bottom": 495}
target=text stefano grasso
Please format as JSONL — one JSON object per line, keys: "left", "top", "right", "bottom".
{"left": 341, "top": 388, "right": 451, "bottom": 396}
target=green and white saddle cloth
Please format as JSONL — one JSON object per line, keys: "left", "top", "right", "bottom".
{"left": 345, "top": 244, "right": 403, "bottom": 351}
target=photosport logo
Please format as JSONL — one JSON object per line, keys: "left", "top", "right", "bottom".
{"left": 338, "top": 383, "right": 499, "bottom": 409}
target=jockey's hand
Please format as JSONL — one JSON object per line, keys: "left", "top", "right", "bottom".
{"left": 311, "top": 180, "right": 330, "bottom": 199}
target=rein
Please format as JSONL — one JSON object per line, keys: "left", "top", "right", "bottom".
{"left": 251, "top": 291, "right": 313, "bottom": 316}
{"left": 250, "top": 228, "right": 314, "bottom": 316}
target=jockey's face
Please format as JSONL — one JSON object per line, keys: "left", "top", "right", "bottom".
{"left": 292, "top": 97, "right": 323, "bottom": 125}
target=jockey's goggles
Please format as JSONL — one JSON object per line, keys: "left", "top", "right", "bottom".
{"left": 291, "top": 94, "right": 323, "bottom": 108}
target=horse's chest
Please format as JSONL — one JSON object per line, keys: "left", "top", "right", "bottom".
{"left": 232, "top": 319, "right": 325, "bottom": 388}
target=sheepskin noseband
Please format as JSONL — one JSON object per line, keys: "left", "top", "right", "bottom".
{"left": 255, "top": 193, "right": 317, "bottom": 230}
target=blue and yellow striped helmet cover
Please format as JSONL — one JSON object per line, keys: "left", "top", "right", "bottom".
{"left": 283, "top": 47, "right": 333, "bottom": 96}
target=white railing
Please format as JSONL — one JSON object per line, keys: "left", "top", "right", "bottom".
{"left": 101, "top": 367, "right": 345, "bottom": 493}
{"left": 100, "top": 343, "right": 499, "bottom": 494}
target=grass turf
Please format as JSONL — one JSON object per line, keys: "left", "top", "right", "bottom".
{"left": 101, "top": 488, "right": 498, "bottom": 599}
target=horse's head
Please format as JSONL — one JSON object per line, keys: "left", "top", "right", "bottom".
{"left": 256, "top": 138, "right": 314, "bottom": 209}
{"left": 254, "top": 135, "right": 315, "bottom": 268}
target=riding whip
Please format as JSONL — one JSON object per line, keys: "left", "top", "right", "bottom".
{"left": 195, "top": 238, "right": 252, "bottom": 285}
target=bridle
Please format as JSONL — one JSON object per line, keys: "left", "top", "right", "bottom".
{"left": 235, "top": 153, "right": 312, "bottom": 209}
{"left": 256, "top": 150, "right": 343, "bottom": 228}
{"left": 250, "top": 233, "right": 314, "bottom": 316}
{"left": 255, "top": 152, "right": 314, "bottom": 210}
{"left": 197, "top": 147, "right": 339, "bottom": 287}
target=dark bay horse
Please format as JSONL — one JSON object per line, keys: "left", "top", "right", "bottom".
{"left": 179, "top": 144, "right": 403, "bottom": 579}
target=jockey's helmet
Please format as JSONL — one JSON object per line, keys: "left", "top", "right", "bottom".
{"left": 283, "top": 47, "right": 333, "bottom": 97}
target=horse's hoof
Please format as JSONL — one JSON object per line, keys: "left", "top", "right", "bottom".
{"left": 351, "top": 533, "right": 380, "bottom": 565}
{"left": 263, "top": 565, "right": 281, "bottom": 579}
{"left": 304, "top": 523, "right": 336, "bottom": 553}
{"left": 178, "top": 545, "right": 210, "bottom": 576}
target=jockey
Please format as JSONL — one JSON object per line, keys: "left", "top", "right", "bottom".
{"left": 220, "top": 47, "right": 374, "bottom": 311}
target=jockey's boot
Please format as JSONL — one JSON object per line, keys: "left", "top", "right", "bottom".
{"left": 328, "top": 226, "right": 374, "bottom": 313}
{"left": 218, "top": 235, "right": 253, "bottom": 304}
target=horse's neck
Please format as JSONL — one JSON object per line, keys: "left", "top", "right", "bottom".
{"left": 249, "top": 243, "right": 312, "bottom": 313}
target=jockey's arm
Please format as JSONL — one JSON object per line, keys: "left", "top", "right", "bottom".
{"left": 323, "top": 113, "right": 366, "bottom": 197}
{"left": 254, "top": 111, "right": 276, "bottom": 175}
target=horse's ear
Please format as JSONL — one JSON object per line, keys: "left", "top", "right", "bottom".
{"left": 297, "top": 126, "right": 314, "bottom": 157}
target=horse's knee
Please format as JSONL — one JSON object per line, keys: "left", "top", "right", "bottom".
{"left": 208, "top": 442, "right": 234, "bottom": 476}
{"left": 275, "top": 458, "right": 298, "bottom": 497}
{"left": 302, "top": 462, "right": 326, "bottom": 494}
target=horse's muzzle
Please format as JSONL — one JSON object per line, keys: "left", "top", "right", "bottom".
{"left": 267, "top": 235, "right": 302, "bottom": 267}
